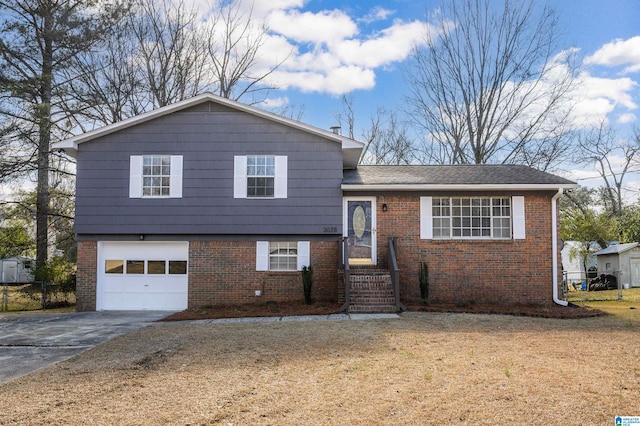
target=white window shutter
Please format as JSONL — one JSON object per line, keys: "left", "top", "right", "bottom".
{"left": 297, "top": 241, "right": 310, "bottom": 270}
{"left": 256, "top": 241, "right": 269, "bottom": 271}
{"left": 129, "top": 156, "right": 143, "bottom": 198}
{"left": 274, "top": 156, "right": 288, "bottom": 199}
{"left": 234, "top": 156, "right": 247, "bottom": 198}
{"left": 169, "top": 155, "right": 183, "bottom": 198}
{"left": 420, "top": 196, "right": 433, "bottom": 239}
{"left": 512, "top": 196, "right": 526, "bottom": 239}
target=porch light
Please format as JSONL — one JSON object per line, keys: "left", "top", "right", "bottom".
{"left": 382, "top": 203, "right": 388, "bottom": 212}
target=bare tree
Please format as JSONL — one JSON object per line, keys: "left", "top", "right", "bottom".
{"left": 578, "top": 122, "right": 640, "bottom": 217}
{"left": 406, "top": 0, "right": 576, "bottom": 170}
{"left": 130, "top": 0, "right": 208, "bottom": 109}
{"left": 204, "top": 1, "right": 285, "bottom": 103}
{"left": 335, "top": 96, "right": 416, "bottom": 165}
{"left": 360, "top": 109, "right": 415, "bottom": 165}
{"left": 0, "top": 0, "right": 121, "bottom": 271}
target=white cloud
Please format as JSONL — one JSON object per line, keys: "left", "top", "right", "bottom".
{"left": 360, "top": 6, "right": 395, "bottom": 24}
{"left": 248, "top": 2, "right": 428, "bottom": 96}
{"left": 617, "top": 112, "right": 637, "bottom": 124}
{"left": 267, "top": 9, "right": 359, "bottom": 44}
{"left": 260, "top": 96, "right": 289, "bottom": 108}
{"left": 585, "top": 36, "right": 640, "bottom": 74}
{"left": 334, "top": 20, "right": 425, "bottom": 68}
{"left": 568, "top": 72, "right": 638, "bottom": 128}
{"left": 270, "top": 66, "right": 376, "bottom": 95}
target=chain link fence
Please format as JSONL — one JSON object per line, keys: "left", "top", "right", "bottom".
{"left": 562, "top": 270, "right": 626, "bottom": 303}
{"left": 1, "top": 281, "right": 76, "bottom": 312}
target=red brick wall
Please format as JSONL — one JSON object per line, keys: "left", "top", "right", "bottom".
{"left": 76, "top": 240, "right": 97, "bottom": 312}
{"left": 188, "top": 240, "right": 339, "bottom": 307}
{"left": 375, "top": 193, "right": 557, "bottom": 306}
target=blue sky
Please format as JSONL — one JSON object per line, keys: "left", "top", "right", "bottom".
{"left": 207, "top": 0, "right": 639, "bottom": 195}
{"left": 236, "top": 0, "right": 640, "bottom": 132}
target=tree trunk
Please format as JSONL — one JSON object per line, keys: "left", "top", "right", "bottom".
{"left": 36, "top": 9, "right": 54, "bottom": 272}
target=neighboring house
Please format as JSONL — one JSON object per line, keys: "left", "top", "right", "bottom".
{"left": 593, "top": 243, "right": 640, "bottom": 289}
{"left": 0, "top": 257, "right": 34, "bottom": 283}
{"left": 561, "top": 241, "right": 598, "bottom": 287}
{"left": 54, "top": 93, "right": 578, "bottom": 312}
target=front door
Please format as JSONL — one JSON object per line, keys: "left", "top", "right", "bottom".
{"left": 343, "top": 197, "right": 376, "bottom": 265}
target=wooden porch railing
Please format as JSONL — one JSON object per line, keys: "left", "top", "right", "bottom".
{"left": 388, "top": 237, "right": 406, "bottom": 311}
{"left": 339, "top": 237, "right": 350, "bottom": 313}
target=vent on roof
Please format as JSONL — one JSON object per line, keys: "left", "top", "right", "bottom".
{"left": 330, "top": 126, "right": 341, "bottom": 135}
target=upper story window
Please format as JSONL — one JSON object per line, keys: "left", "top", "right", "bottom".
{"left": 421, "top": 196, "right": 525, "bottom": 240}
{"left": 143, "top": 155, "right": 171, "bottom": 197}
{"left": 129, "top": 155, "right": 183, "bottom": 199}
{"left": 247, "top": 155, "right": 275, "bottom": 197}
{"left": 234, "top": 155, "right": 287, "bottom": 199}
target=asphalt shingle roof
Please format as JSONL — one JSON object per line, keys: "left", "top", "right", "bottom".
{"left": 342, "top": 165, "right": 576, "bottom": 186}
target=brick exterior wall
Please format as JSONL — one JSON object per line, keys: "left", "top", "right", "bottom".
{"left": 76, "top": 240, "right": 97, "bottom": 312}
{"left": 375, "top": 193, "right": 559, "bottom": 306}
{"left": 75, "top": 193, "right": 558, "bottom": 310}
{"left": 188, "top": 240, "right": 339, "bottom": 307}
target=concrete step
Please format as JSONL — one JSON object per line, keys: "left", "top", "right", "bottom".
{"left": 348, "top": 304, "right": 399, "bottom": 313}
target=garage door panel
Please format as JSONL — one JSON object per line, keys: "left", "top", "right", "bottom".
{"left": 97, "top": 242, "right": 188, "bottom": 311}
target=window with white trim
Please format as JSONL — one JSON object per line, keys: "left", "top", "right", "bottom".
{"left": 256, "top": 241, "right": 310, "bottom": 271}
{"left": 423, "top": 196, "right": 522, "bottom": 240}
{"left": 234, "top": 155, "right": 287, "bottom": 198}
{"left": 129, "top": 155, "right": 183, "bottom": 198}
{"left": 143, "top": 155, "right": 171, "bottom": 197}
{"left": 247, "top": 155, "right": 275, "bottom": 197}
{"left": 269, "top": 242, "right": 298, "bottom": 271}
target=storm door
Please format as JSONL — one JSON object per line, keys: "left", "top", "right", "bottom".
{"left": 343, "top": 197, "right": 376, "bottom": 265}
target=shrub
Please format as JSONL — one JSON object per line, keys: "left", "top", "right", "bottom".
{"left": 301, "top": 266, "right": 313, "bottom": 305}
{"left": 419, "top": 261, "right": 429, "bottom": 301}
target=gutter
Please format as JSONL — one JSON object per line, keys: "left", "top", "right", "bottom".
{"left": 552, "top": 188, "right": 568, "bottom": 306}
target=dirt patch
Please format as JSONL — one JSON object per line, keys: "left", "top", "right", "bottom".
{"left": 160, "top": 300, "right": 604, "bottom": 321}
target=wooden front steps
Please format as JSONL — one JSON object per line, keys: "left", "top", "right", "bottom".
{"left": 340, "top": 267, "right": 399, "bottom": 313}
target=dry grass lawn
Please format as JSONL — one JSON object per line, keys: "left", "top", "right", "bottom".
{"left": 1, "top": 311, "right": 639, "bottom": 425}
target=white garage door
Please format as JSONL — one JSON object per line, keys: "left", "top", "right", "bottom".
{"left": 97, "top": 242, "right": 189, "bottom": 311}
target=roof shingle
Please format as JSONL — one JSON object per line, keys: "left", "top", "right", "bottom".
{"left": 343, "top": 165, "right": 576, "bottom": 187}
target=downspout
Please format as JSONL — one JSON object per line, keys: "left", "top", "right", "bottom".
{"left": 552, "top": 188, "right": 568, "bottom": 306}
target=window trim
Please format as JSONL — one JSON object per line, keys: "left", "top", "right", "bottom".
{"left": 420, "top": 196, "right": 525, "bottom": 240}
{"left": 129, "top": 155, "right": 183, "bottom": 199}
{"left": 234, "top": 155, "right": 287, "bottom": 199}
{"left": 256, "top": 241, "right": 310, "bottom": 271}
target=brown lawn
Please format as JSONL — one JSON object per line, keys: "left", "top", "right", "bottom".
{"left": 1, "top": 310, "right": 639, "bottom": 425}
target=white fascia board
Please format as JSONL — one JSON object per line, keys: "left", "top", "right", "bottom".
{"left": 341, "top": 183, "right": 579, "bottom": 191}
{"left": 52, "top": 92, "right": 365, "bottom": 155}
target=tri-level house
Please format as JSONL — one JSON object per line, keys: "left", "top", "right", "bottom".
{"left": 54, "top": 93, "right": 577, "bottom": 312}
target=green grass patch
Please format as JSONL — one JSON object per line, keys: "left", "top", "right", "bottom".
{"left": 567, "top": 287, "right": 640, "bottom": 303}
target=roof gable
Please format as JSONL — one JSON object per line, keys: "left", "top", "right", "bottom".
{"left": 53, "top": 93, "right": 364, "bottom": 168}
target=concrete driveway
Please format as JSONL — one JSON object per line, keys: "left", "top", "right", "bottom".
{"left": 0, "top": 311, "right": 171, "bottom": 385}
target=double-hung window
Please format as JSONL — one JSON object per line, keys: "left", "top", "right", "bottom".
{"left": 234, "top": 155, "right": 287, "bottom": 198}
{"left": 256, "top": 241, "right": 310, "bottom": 271}
{"left": 247, "top": 155, "right": 275, "bottom": 197}
{"left": 143, "top": 155, "right": 171, "bottom": 197}
{"left": 421, "top": 196, "right": 525, "bottom": 240}
{"left": 129, "top": 155, "right": 183, "bottom": 198}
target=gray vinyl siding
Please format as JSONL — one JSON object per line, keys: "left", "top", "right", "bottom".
{"left": 75, "top": 105, "right": 343, "bottom": 236}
